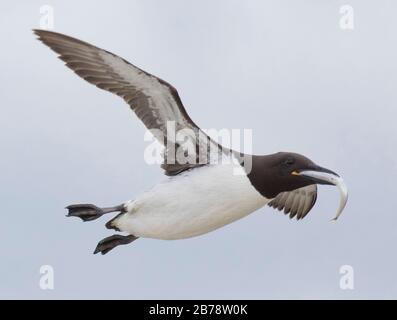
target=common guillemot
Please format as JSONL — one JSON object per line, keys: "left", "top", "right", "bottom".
{"left": 34, "top": 30, "right": 348, "bottom": 255}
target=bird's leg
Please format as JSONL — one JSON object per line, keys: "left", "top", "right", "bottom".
{"left": 93, "top": 234, "right": 138, "bottom": 255}
{"left": 66, "top": 203, "right": 125, "bottom": 222}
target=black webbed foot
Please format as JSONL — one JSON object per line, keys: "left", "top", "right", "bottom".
{"left": 66, "top": 203, "right": 124, "bottom": 222}
{"left": 93, "top": 234, "right": 138, "bottom": 255}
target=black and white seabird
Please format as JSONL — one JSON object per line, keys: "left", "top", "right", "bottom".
{"left": 34, "top": 30, "right": 348, "bottom": 255}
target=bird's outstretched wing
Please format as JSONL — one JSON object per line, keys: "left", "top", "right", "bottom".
{"left": 268, "top": 185, "right": 317, "bottom": 220}
{"left": 34, "top": 29, "right": 222, "bottom": 175}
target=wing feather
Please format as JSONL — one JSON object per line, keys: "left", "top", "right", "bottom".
{"left": 34, "top": 29, "right": 221, "bottom": 175}
{"left": 268, "top": 185, "right": 317, "bottom": 220}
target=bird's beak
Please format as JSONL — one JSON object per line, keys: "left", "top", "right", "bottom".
{"left": 291, "top": 165, "right": 348, "bottom": 221}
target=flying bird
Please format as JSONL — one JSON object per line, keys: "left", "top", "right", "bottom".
{"left": 34, "top": 30, "right": 348, "bottom": 255}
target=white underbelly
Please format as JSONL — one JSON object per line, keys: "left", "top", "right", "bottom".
{"left": 114, "top": 163, "right": 269, "bottom": 240}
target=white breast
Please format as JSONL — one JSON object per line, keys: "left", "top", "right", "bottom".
{"left": 114, "top": 163, "right": 270, "bottom": 240}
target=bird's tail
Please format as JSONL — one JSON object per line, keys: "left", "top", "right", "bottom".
{"left": 105, "top": 212, "right": 125, "bottom": 231}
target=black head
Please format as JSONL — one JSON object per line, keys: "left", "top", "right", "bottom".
{"left": 246, "top": 152, "right": 339, "bottom": 199}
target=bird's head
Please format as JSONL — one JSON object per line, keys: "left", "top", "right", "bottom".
{"left": 248, "top": 152, "right": 348, "bottom": 220}
{"left": 270, "top": 152, "right": 340, "bottom": 191}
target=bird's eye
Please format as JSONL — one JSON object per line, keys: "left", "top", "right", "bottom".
{"left": 284, "top": 158, "right": 294, "bottom": 166}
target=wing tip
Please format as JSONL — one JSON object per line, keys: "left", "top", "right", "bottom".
{"left": 32, "top": 28, "right": 53, "bottom": 39}
{"left": 33, "top": 28, "right": 93, "bottom": 49}
{"left": 33, "top": 29, "right": 57, "bottom": 47}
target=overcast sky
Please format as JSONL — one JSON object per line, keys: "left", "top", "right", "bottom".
{"left": 1, "top": 0, "right": 396, "bottom": 299}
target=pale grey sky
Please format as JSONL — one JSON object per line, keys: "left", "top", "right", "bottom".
{"left": 1, "top": 0, "right": 396, "bottom": 299}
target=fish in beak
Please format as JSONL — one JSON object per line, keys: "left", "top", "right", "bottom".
{"left": 292, "top": 166, "right": 348, "bottom": 220}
